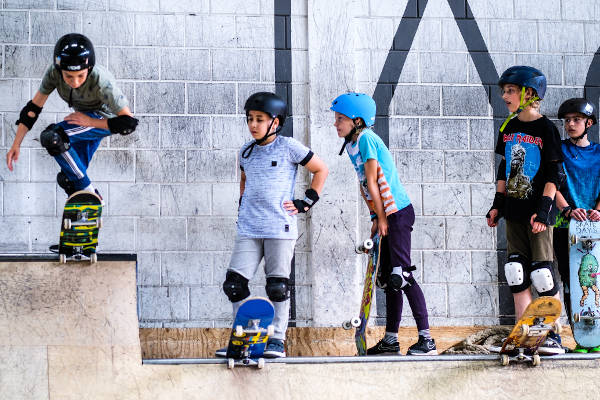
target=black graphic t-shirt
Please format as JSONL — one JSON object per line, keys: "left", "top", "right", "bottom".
{"left": 494, "top": 115, "right": 563, "bottom": 222}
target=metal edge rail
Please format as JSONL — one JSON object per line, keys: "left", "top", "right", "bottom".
{"left": 143, "top": 353, "right": 600, "bottom": 365}
{"left": 0, "top": 253, "right": 137, "bottom": 262}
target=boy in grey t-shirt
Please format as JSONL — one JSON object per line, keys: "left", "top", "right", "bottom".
{"left": 217, "top": 92, "right": 328, "bottom": 358}
{"left": 6, "top": 33, "right": 138, "bottom": 199}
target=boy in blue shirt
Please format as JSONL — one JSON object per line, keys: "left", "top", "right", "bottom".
{"left": 331, "top": 92, "right": 437, "bottom": 355}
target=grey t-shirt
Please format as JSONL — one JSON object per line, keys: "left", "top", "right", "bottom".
{"left": 39, "top": 64, "right": 129, "bottom": 118}
{"left": 238, "top": 136, "right": 312, "bottom": 239}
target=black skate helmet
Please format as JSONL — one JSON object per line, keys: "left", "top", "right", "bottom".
{"left": 557, "top": 98, "right": 597, "bottom": 125}
{"left": 244, "top": 92, "right": 287, "bottom": 127}
{"left": 54, "top": 33, "right": 95, "bottom": 72}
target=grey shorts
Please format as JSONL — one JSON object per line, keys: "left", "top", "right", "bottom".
{"left": 228, "top": 235, "right": 296, "bottom": 279}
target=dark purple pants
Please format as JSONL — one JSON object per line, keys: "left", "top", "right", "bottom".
{"left": 380, "top": 205, "right": 430, "bottom": 332}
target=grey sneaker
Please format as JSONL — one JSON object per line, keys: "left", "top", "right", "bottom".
{"left": 538, "top": 333, "right": 565, "bottom": 355}
{"left": 263, "top": 339, "right": 286, "bottom": 358}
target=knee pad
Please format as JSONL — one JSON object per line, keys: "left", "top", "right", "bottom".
{"left": 108, "top": 115, "right": 139, "bottom": 135}
{"left": 56, "top": 172, "right": 76, "bottom": 196}
{"left": 222, "top": 271, "right": 250, "bottom": 303}
{"left": 505, "top": 254, "right": 531, "bottom": 293}
{"left": 530, "top": 262, "right": 558, "bottom": 296}
{"left": 389, "top": 265, "right": 417, "bottom": 291}
{"left": 265, "top": 277, "right": 290, "bottom": 302}
{"left": 40, "top": 124, "right": 70, "bottom": 156}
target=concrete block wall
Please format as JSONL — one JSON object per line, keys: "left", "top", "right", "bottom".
{"left": 1, "top": 0, "right": 599, "bottom": 329}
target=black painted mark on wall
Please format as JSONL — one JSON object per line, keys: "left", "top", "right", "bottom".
{"left": 274, "top": 0, "right": 297, "bottom": 326}
{"left": 584, "top": 49, "right": 600, "bottom": 144}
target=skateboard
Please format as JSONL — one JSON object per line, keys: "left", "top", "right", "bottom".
{"left": 56, "top": 190, "right": 103, "bottom": 264}
{"left": 342, "top": 235, "right": 381, "bottom": 356}
{"left": 226, "top": 297, "right": 275, "bottom": 369}
{"left": 569, "top": 219, "right": 600, "bottom": 348}
{"left": 500, "top": 296, "right": 562, "bottom": 366}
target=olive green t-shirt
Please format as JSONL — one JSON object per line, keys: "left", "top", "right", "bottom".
{"left": 39, "top": 64, "right": 129, "bottom": 118}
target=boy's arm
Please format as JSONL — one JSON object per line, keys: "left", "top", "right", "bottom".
{"left": 303, "top": 154, "right": 328, "bottom": 194}
{"left": 64, "top": 106, "right": 135, "bottom": 132}
{"left": 283, "top": 153, "right": 328, "bottom": 214}
{"left": 7, "top": 91, "right": 49, "bottom": 171}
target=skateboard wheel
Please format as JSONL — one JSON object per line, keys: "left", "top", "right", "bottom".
{"left": 519, "top": 324, "right": 529, "bottom": 338}
{"left": 351, "top": 317, "right": 361, "bottom": 328}
{"left": 363, "top": 239, "right": 373, "bottom": 250}
{"left": 257, "top": 358, "right": 265, "bottom": 369}
{"left": 574, "top": 312, "right": 581, "bottom": 323}
{"left": 501, "top": 354, "right": 509, "bottom": 366}
{"left": 235, "top": 325, "right": 244, "bottom": 337}
{"left": 63, "top": 218, "right": 72, "bottom": 230}
{"left": 532, "top": 354, "right": 541, "bottom": 366}
{"left": 96, "top": 217, "right": 103, "bottom": 229}
{"left": 553, "top": 320, "right": 562, "bottom": 334}
{"left": 59, "top": 254, "right": 67, "bottom": 264}
{"left": 342, "top": 320, "right": 352, "bottom": 330}
{"left": 267, "top": 325, "right": 274, "bottom": 337}
{"left": 228, "top": 359, "right": 234, "bottom": 369}
{"left": 90, "top": 253, "right": 98, "bottom": 264}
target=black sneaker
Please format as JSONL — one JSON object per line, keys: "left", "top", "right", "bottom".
{"left": 366, "top": 338, "right": 401, "bottom": 355}
{"left": 263, "top": 339, "right": 286, "bottom": 358}
{"left": 215, "top": 347, "right": 227, "bottom": 358}
{"left": 538, "top": 332, "right": 565, "bottom": 355}
{"left": 407, "top": 336, "right": 437, "bottom": 355}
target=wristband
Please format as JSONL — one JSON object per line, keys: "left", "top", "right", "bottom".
{"left": 534, "top": 196, "right": 554, "bottom": 225}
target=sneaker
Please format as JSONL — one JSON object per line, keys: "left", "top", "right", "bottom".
{"left": 407, "top": 336, "right": 438, "bottom": 355}
{"left": 573, "top": 345, "right": 588, "bottom": 353}
{"left": 366, "top": 338, "right": 401, "bottom": 355}
{"left": 538, "top": 333, "right": 565, "bottom": 355}
{"left": 94, "top": 189, "right": 105, "bottom": 206}
{"left": 49, "top": 244, "right": 59, "bottom": 253}
{"left": 263, "top": 339, "right": 286, "bottom": 358}
{"left": 589, "top": 345, "right": 600, "bottom": 353}
{"left": 215, "top": 347, "right": 227, "bottom": 358}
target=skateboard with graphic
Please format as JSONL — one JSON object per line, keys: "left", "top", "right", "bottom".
{"left": 500, "top": 296, "right": 562, "bottom": 366}
{"left": 569, "top": 220, "right": 600, "bottom": 348}
{"left": 55, "top": 191, "right": 103, "bottom": 263}
{"left": 226, "top": 297, "right": 275, "bottom": 369}
{"left": 342, "top": 235, "right": 381, "bottom": 356}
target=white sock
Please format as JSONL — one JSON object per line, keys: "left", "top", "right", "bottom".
{"left": 383, "top": 332, "right": 398, "bottom": 343}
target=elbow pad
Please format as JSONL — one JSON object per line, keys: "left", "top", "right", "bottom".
{"left": 497, "top": 159, "right": 506, "bottom": 182}
{"left": 107, "top": 115, "right": 139, "bottom": 135}
{"left": 16, "top": 100, "right": 43, "bottom": 130}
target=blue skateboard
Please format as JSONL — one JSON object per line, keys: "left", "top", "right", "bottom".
{"left": 226, "top": 297, "right": 275, "bottom": 369}
{"left": 569, "top": 220, "right": 600, "bottom": 348}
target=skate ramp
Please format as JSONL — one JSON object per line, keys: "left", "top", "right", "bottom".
{"left": 1, "top": 255, "right": 598, "bottom": 400}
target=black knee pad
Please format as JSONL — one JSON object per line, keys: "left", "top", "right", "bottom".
{"left": 222, "top": 271, "right": 250, "bottom": 303}
{"left": 265, "top": 277, "right": 290, "bottom": 302}
{"left": 530, "top": 261, "right": 559, "bottom": 296}
{"left": 40, "top": 124, "right": 70, "bottom": 156}
{"left": 389, "top": 265, "right": 417, "bottom": 292}
{"left": 56, "top": 172, "right": 76, "bottom": 196}
{"left": 505, "top": 254, "right": 531, "bottom": 294}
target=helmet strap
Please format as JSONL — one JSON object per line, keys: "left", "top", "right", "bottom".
{"left": 338, "top": 124, "right": 360, "bottom": 156}
{"left": 241, "top": 118, "right": 278, "bottom": 159}
{"left": 499, "top": 87, "right": 540, "bottom": 133}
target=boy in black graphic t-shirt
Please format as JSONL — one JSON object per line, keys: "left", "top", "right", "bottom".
{"left": 486, "top": 66, "right": 565, "bottom": 355}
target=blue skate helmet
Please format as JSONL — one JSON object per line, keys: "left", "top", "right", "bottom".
{"left": 498, "top": 66, "right": 547, "bottom": 132}
{"left": 330, "top": 92, "right": 376, "bottom": 127}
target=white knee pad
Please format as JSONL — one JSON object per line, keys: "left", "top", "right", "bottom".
{"left": 531, "top": 267, "right": 554, "bottom": 294}
{"left": 504, "top": 261, "right": 524, "bottom": 286}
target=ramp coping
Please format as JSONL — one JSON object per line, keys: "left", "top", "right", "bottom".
{"left": 0, "top": 253, "right": 137, "bottom": 262}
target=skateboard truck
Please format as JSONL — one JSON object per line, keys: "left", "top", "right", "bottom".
{"left": 355, "top": 238, "right": 374, "bottom": 254}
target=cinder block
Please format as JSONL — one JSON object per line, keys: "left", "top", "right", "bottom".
{"left": 564, "top": 55, "right": 594, "bottom": 86}
{"left": 469, "top": 119, "right": 495, "bottom": 150}
{"left": 237, "top": 83, "right": 276, "bottom": 114}
{"left": 404, "top": 19, "right": 441, "bottom": 51}
{"left": 82, "top": 12, "right": 133, "bottom": 46}
{"left": 136, "top": 217, "right": 187, "bottom": 251}
{"left": 161, "top": 49, "right": 211, "bottom": 81}
{"left": 413, "top": 216, "right": 445, "bottom": 250}
{"left": 489, "top": 20, "right": 536, "bottom": 52}
{"left": 471, "top": 251, "right": 499, "bottom": 283}
{"left": 212, "top": 49, "right": 261, "bottom": 81}
{"left": 5, "top": 0, "right": 52, "bottom": 8}
{"left": 448, "top": 284, "right": 498, "bottom": 317}
{"left": 211, "top": 0, "right": 262, "bottom": 13}
{"left": 421, "top": 52, "right": 468, "bottom": 83}
{"left": 187, "top": 150, "right": 237, "bottom": 183}
{"left": 186, "top": 15, "right": 237, "bottom": 48}
{"left": 467, "top": 0, "right": 514, "bottom": 19}
{"left": 4, "top": 46, "right": 52, "bottom": 78}
{"left": 188, "top": 84, "right": 236, "bottom": 115}
{"left": 585, "top": 23, "right": 600, "bottom": 53}
{"left": 161, "top": 116, "right": 211, "bottom": 149}
{"left": 139, "top": 286, "right": 188, "bottom": 321}
{"left": 423, "top": 184, "right": 470, "bottom": 216}
{"left": 109, "top": 48, "right": 159, "bottom": 80}
{"left": 30, "top": 149, "right": 58, "bottom": 182}
{"left": 4, "top": 182, "right": 55, "bottom": 216}
{"left": 87, "top": 149, "right": 135, "bottom": 182}
{"left": 187, "top": 217, "right": 237, "bottom": 251}
{"left": 160, "top": 184, "right": 212, "bottom": 216}
{"left": 212, "top": 182, "right": 239, "bottom": 216}
{"left": 0, "top": 11, "right": 29, "bottom": 43}
{"left": 538, "top": 22, "right": 585, "bottom": 53}
{"left": 97, "top": 216, "right": 135, "bottom": 251}
{"left": 446, "top": 216, "right": 496, "bottom": 250}
{"left": 109, "top": 116, "right": 159, "bottom": 149}
{"left": 395, "top": 151, "right": 444, "bottom": 183}
{"left": 134, "top": 14, "right": 184, "bottom": 47}
{"left": 135, "top": 150, "right": 185, "bottom": 183}
{"left": 161, "top": 252, "right": 213, "bottom": 286}
{"left": 416, "top": 284, "right": 447, "bottom": 317}
{"left": 58, "top": 0, "right": 107, "bottom": 10}
{"left": 371, "top": 50, "right": 419, "bottom": 84}
{"left": 235, "top": 15, "right": 273, "bottom": 48}
{"left": 0, "top": 147, "right": 29, "bottom": 182}
{"left": 403, "top": 183, "right": 422, "bottom": 215}
{"left": 393, "top": 85, "right": 440, "bottom": 116}
{"left": 471, "top": 183, "right": 495, "bottom": 216}
{"left": 514, "top": 0, "right": 560, "bottom": 20}
{"left": 442, "top": 86, "right": 489, "bottom": 116}
{"left": 136, "top": 82, "right": 185, "bottom": 114}
{"left": 0, "top": 80, "right": 29, "bottom": 112}
{"left": 4, "top": 112, "right": 57, "bottom": 149}
{"left": 290, "top": 16, "right": 308, "bottom": 49}
{"left": 354, "top": 17, "right": 394, "bottom": 50}
{"left": 445, "top": 151, "right": 493, "bottom": 182}
{"left": 137, "top": 252, "right": 161, "bottom": 286}
{"left": 542, "top": 87, "right": 582, "bottom": 118}
{"left": 190, "top": 286, "right": 231, "bottom": 320}
{"left": 211, "top": 116, "right": 249, "bottom": 150}
{"left": 30, "top": 12, "right": 82, "bottom": 44}
{"left": 423, "top": 251, "right": 471, "bottom": 283}
{"left": 515, "top": 54, "right": 563, "bottom": 85}
{"left": 109, "top": 0, "right": 158, "bottom": 12}
{"left": 468, "top": 53, "right": 515, "bottom": 85}
{"left": 29, "top": 216, "right": 59, "bottom": 251}
{"left": 369, "top": 0, "right": 416, "bottom": 17}
{"left": 0, "top": 217, "right": 30, "bottom": 251}
{"left": 421, "top": 118, "right": 468, "bottom": 150}
{"left": 159, "top": 0, "right": 209, "bottom": 12}
{"left": 108, "top": 183, "right": 159, "bottom": 216}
